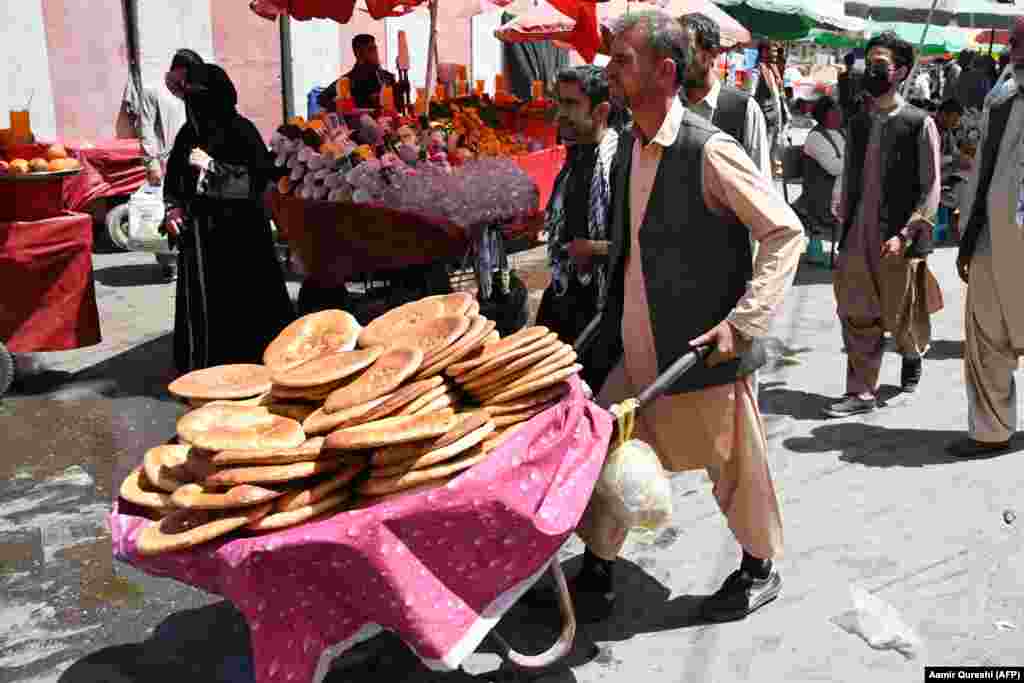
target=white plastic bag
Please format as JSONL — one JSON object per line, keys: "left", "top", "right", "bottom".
{"left": 832, "top": 585, "right": 922, "bottom": 660}
{"left": 126, "top": 184, "right": 172, "bottom": 254}
{"left": 595, "top": 399, "right": 673, "bottom": 533}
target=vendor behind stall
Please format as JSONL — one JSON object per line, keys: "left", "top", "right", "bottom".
{"left": 317, "top": 35, "right": 397, "bottom": 111}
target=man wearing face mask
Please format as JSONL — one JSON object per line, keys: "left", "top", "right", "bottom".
{"left": 951, "top": 19, "right": 1024, "bottom": 458}
{"left": 825, "top": 31, "right": 941, "bottom": 418}
{"left": 536, "top": 66, "right": 621, "bottom": 388}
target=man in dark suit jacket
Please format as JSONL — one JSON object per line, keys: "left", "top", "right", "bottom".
{"left": 572, "top": 8, "right": 805, "bottom": 624}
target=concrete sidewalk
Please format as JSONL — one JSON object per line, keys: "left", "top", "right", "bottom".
{"left": 2, "top": 241, "right": 1021, "bottom": 683}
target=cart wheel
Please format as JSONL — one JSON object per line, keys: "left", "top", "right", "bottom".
{"left": 488, "top": 560, "right": 576, "bottom": 670}
{"left": 0, "top": 341, "right": 14, "bottom": 397}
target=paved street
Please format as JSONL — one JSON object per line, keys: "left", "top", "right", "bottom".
{"left": 2, "top": 213, "right": 1022, "bottom": 682}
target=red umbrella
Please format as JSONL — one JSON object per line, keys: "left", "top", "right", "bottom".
{"left": 249, "top": 0, "right": 424, "bottom": 22}
{"left": 493, "top": 0, "right": 751, "bottom": 62}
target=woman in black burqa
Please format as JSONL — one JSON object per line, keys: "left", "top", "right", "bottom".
{"left": 163, "top": 63, "right": 294, "bottom": 373}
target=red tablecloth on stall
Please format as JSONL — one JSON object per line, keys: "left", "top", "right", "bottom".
{"left": 4, "top": 139, "right": 147, "bottom": 211}
{"left": 111, "top": 377, "right": 613, "bottom": 683}
{"left": 514, "top": 145, "right": 565, "bottom": 213}
{"left": 0, "top": 211, "right": 101, "bottom": 351}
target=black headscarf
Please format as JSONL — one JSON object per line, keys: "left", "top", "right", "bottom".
{"left": 185, "top": 63, "right": 239, "bottom": 137}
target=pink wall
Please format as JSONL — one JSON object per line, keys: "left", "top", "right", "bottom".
{"left": 211, "top": 1, "right": 283, "bottom": 140}
{"left": 41, "top": 0, "right": 130, "bottom": 141}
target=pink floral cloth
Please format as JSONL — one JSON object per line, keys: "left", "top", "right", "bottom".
{"left": 110, "top": 377, "right": 612, "bottom": 683}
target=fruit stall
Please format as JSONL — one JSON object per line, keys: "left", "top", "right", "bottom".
{"left": 0, "top": 137, "right": 103, "bottom": 395}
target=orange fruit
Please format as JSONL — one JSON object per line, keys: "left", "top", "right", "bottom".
{"left": 45, "top": 144, "right": 68, "bottom": 161}
{"left": 28, "top": 158, "right": 50, "bottom": 173}
{"left": 9, "top": 159, "right": 29, "bottom": 175}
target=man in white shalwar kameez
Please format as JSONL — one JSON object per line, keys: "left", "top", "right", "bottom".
{"left": 952, "top": 17, "right": 1024, "bottom": 458}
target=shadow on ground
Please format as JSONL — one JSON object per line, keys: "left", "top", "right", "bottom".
{"left": 761, "top": 384, "right": 903, "bottom": 421}
{"left": 58, "top": 601, "right": 254, "bottom": 683}
{"left": 793, "top": 261, "right": 834, "bottom": 287}
{"left": 925, "top": 339, "right": 964, "bottom": 361}
{"left": 56, "top": 558, "right": 718, "bottom": 683}
{"left": 783, "top": 423, "right": 1022, "bottom": 468}
{"left": 93, "top": 264, "right": 170, "bottom": 288}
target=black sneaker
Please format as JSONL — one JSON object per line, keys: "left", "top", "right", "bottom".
{"left": 901, "top": 357, "right": 923, "bottom": 393}
{"left": 823, "top": 395, "right": 877, "bottom": 418}
{"left": 701, "top": 568, "right": 782, "bottom": 623}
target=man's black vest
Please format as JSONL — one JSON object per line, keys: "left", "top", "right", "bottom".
{"left": 597, "top": 110, "right": 762, "bottom": 395}
{"left": 960, "top": 95, "right": 1017, "bottom": 265}
{"left": 840, "top": 103, "right": 934, "bottom": 257}
{"left": 712, "top": 85, "right": 750, "bottom": 150}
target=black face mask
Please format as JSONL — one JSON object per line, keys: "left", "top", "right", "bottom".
{"left": 863, "top": 62, "right": 894, "bottom": 97}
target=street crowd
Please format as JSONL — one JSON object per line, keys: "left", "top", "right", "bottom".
{"left": 110, "top": 10, "right": 1024, "bottom": 628}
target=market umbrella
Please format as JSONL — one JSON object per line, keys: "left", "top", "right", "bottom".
{"left": 713, "top": 0, "right": 864, "bottom": 41}
{"left": 494, "top": 0, "right": 752, "bottom": 60}
{"left": 845, "top": 0, "right": 1023, "bottom": 30}
{"left": 971, "top": 28, "right": 1010, "bottom": 54}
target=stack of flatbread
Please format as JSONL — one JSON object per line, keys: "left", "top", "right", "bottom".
{"left": 445, "top": 326, "right": 580, "bottom": 428}
{"left": 124, "top": 293, "right": 582, "bottom": 556}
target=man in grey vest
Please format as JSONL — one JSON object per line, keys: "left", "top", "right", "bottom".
{"left": 573, "top": 9, "right": 805, "bottom": 624}
{"left": 681, "top": 13, "right": 770, "bottom": 177}
{"left": 825, "top": 31, "right": 941, "bottom": 418}
{"left": 951, "top": 17, "right": 1024, "bottom": 459}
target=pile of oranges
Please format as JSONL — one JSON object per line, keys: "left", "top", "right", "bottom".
{"left": 449, "top": 105, "right": 526, "bottom": 158}
{"left": 1, "top": 144, "right": 81, "bottom": 176}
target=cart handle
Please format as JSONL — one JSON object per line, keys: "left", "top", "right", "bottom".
{"left": 487, "top": 559, "right": 576, "bottom": 670}
{"left": 573, "top": 313, "right": 603, "bottom": 355}
{"left": 635, "top": 345, "right": 712, "bottom": 410}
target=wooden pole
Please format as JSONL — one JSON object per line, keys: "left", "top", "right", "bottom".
{"left": 424, "top": 0, "right": 439, "bottom": 120}
{"left": 902, "top": 0, "right": 941, "bottom": 96}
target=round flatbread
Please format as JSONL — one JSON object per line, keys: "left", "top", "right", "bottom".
{"left": 325, "top": 409, "right": 456, "bottom": 451}
{"left": 359, "top": 449, "right": 489, "bottom": 497}
{"left": 270, "top": 378, "right": 348, "bottom": 402}
{"left": 275, "top": 463, "right": 365, "bottom": 512}
{"left": 411, "top": 393, "right": 456, "bottom": 416}
{"left": 454, "top": 333, "right": 560, "bottom": 385}
{"left": 483, "top": 365, "right": 582, "bottom": 405}
{"left": 390, "top": 314, "right": 471, "bottom": 361}
{"left": 468, "top": 346, "right": 577, "bottom": 397}
{"left": 359, "top": 376, "right": 445, "bottom": 423}
{"left": 209, "top": 437, "right": 326, "bottom": 466}
{"left": 354, "top": 477, "right": 453, "bottom": 509}
{"left": 483, "top": 382, "right": 571, "bottom": 416}
{"left": 465, "top": 300, "right": 481, "bottom": 317}
{"left": 489, "top": 401, "right": 559, "bottom": 428}
{"left": 205, "top": 458, "right": 346, "bottom": 486}
{"left": 303, "top": 394, "right": 393, "bottom": 436}
{"left": 177, "top": 404, "right": 306, "bottom": 451}
{"left": 483, "top": 331, "right": 500, "bottom": 345}
{"left": 461, "top": 340, "right": 568, "bottom": 392}
{"left": 143, "top": 444, "right": 194, "bottom": 493}
{"left": 372, "top": 411, "right": 492, "bottom": 466}
{"left": 263, "top": 402, "right": 318, "bottom": 422}
{"left": 395, "top": 383, "right": 449, "bottom": 416}
{"left": 189, "top": 391, "right": 272, "bottom": 409}
{"left": 446, "top": 326, "right": 549, "bottom": 377}
{"left": 420, "top": 292, "right": 476, "bottom": 317}
{"left": 169, "top": 365, "right": 272, "bottom": 401}
{"left": 263, "top": 310, "right": 361, "bottom": 374}
{"left": 246, "top": 490, "right": 350, "bottom": 532}
{"left": 359, "top": 299, "right": 445, "bottom": 349}
{"left": 372, "top": 423, "right": 495, "bottom": 477}
{"left": 120, "top": 467, "right": 174, "bottom": 511}
{"left": 414, "top": 317, "right": 495, "bottom": 380}
{"left": 136, "top": 503, "right": 273, "bottom": 555}
{"left": 323, "top": 347, "right": 424, "bottom": 414}
{"left": 271, "top": 346, "right": 384, "bottom": 388}
{"left": 171, "top": 483, "right": 284, "bottom": 510}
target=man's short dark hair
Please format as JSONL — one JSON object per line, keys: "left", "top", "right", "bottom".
{"left": 171, "top": 49, "right": 203, "bottom": 71}
{"left": 938, "top": 98, "right": 964, "bottom": 115}
{"left": 812, "top": 95, "right": 838, "bottom": 125}
{"left": 556, "top": 65, "right": 610, "bottom": 107}
{"left": 865, "top": 31, "right": 916, "bottom": 78}
{"left": 844, "top": 52, "right": 855, "bottom": 67}
{"left": 352, "top": 34, "right": 375, "bottom": 53}
{"left": 682, "top": 13, "right": 720, "bottom": 53}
